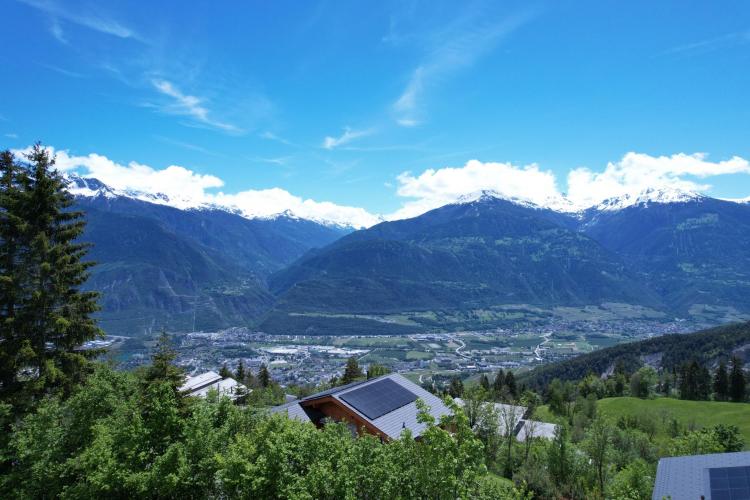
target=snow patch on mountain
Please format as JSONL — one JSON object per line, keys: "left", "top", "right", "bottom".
{"left": 455, "top": 189, "right": 579, "bottom": 212}
{"left": 66, "top": 174, "right": 381, "bottom": 229}
{"left": 593, "top": 187, "right": 705, "bottom": 211}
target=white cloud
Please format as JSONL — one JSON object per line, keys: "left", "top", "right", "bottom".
{"left": 13, "top": 145, "right": 750, "bottom": 228}
{"left": 566, "top": 152, "right": 750, "bottom": 207}
{"left": 661, "top": 30, "right": 750, "bottom": 57}
{"left": 48, "top": 148, "right": 224, "bottom": 205}
{"left": 322, "top": 127, "right": 371, "bottom": 149}
{"left": 151, "top": 79, "right": 241, "bottom": 134}
{"left": 389, "top": 152, "right": 750, "bottom": 218}
{"left": 389, "top": 159, "right": 564, "bottom": 219}
{"left": 393, "top": 10, "right": 534, "bottom": 126}
{"left": 15, "top": 146, "right": 379, "bottom": 228}
{"left": 213, "top": 190, "right": 381, "bottom": 228}
{"left": 19, "top": 0, "right": 141, "bottom": 41}
{"left": 49, "top": 17, "right": 66, "bottom": 43}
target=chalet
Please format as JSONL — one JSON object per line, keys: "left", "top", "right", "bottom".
{"left": 516, "top": 419, "right": 558, "bottom": 442}
{"left": 454, "top": 398, "right": 558, "bottom": 441}
{"left": 270, "top": 373, "right": 451, "bottom": 440}
{"left": 179, "top": 371, "right": 247, "bottom": 401}
{"left": 652, "top": 451, "right": 750, "bottom": 500}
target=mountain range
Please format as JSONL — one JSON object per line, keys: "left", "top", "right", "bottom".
{"left": 70, "top": 176, "right": 348, "bottom": 334}
{"left": 68, "top": 175, "right": 750, "bottom": 335}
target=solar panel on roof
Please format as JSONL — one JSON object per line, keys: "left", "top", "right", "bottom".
{"left": 339, "top": 378, "right": 417, "bottom": 420}
{"left": 709, "top": 466, "right": 750, "bottom": 500}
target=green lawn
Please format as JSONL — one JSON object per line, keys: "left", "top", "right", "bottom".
{"left": 598, "top": 397, "right": 750, "bottom": 448}
{"left": 532, "top": 397, "right": 750, "bottom": 449}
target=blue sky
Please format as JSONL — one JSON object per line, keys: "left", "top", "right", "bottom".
{"left": 2, "top": 0, "right": 750, "bottom": 225}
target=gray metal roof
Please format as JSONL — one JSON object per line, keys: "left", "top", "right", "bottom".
{"left": 652, "top": 451, "right": 750, "bottom": 500}
{"left": 179, "top": 371, "right": 246, "bottom": 400}
{"left": 270, "top": 401, "right": 313, "bottom": 423}
{"left": 300, "top": 379, "right": 370, "bottom": 401}
{"left": 179, "top": 371, "right": 222, "bottom": 393}
{"left": 516, "top": 420, "right": 557, "bottom": 442}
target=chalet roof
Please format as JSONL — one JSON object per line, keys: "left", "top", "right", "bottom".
{"left": 180, "top": 371, "right": 246, "bottom": 400}
{"left": 180, "top": 371, "right": 222, "bottom": 393}
{"left": 516, "top": 420, "right": 558, "bottom": 442}
{"left": 454, "top": 398, "right": 557, "bottom": 441}
{"left": 272, "top": 373, "right": 451, "bottom": 439}
{"left": 652, "top": 451, "right": 750, "bottom": 500}
{"left": 270, "top": 400, "right": 313, "bottom": 423}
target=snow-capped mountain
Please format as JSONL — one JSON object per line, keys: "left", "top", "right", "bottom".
{"left": 66, "top": 173, "right": 381, "bottom": 230}
{"left": 452, "top": 186, "right": 710, "bottom": 214}
{"left": 592, "top": 187, "right": 705, "bottom": 211}
{"left": 67, "top": 169, "right": 750, "bottom": 336}
{"left": 454, "top": 189, "right": 579, "bottom": 213}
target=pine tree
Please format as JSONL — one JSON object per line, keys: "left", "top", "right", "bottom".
{"left": 448, "top": 376, "right": 464, "bottom": 398}
{"left": 679, "top": 361, "right": 701, "bottom": 400}
{"left": 697, "top": 365, "right": 712, "bottom": 400}
{"left": 479, "top": 373, "right": 490, "bottom": 392}
{"left": 144, "top": 330, "right": 184, "bottom": 391}
{"left": 342, "top": 356, "right": 363, "bottom": 384}
{"left": 729, "top": 356, "right": 746, "bottom": 403}
{"left": 0, "top": 145, "right": 101, "bottom": 405}
{"left": 714, "top": 361, "right": 729, "bottom": 401}
{"left": 0, "top": 150, "right": 28, "bottom": 400}
{"left": 236, "top": 360, "right": 245, "bottom": 382}
{"left": 219, "top": 363, "right": 232, "bottom": 379}
{"left": 505, "top": 371, "right": 517, "bottom": 398}
{"left": 493, "top": 369, "right": 505, "bottom": 397}
{"left": 258, "top": 363, "right": 270, "bottom": 388}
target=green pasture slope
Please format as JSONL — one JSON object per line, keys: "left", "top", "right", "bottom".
{"left": 598, "top": 397, "right": 750, "bottom": 448}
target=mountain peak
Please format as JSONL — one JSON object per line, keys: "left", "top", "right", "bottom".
{"left": 455, "top": 189, "right": 578, "bottom": 213}
{"left": 65, "top": 174, "right": 375, "bottom": 230}
{"left": 593, "top": 186, "right": 704, "bottom": 211}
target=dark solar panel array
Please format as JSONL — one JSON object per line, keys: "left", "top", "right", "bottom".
{"left": 709, "top": 466, "right": 750, "bottom": 500}
{"left": 339, "top": 378, "right": 417, "bottom": 420}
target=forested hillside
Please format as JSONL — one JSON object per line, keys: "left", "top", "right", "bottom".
{"left": 264, "top": 196, "right": 660, "bottom": 334}
{"left": 74, "top": 187, "right": 347, "bottom": 334}
{"left": 520, "top": 321, "right": 750, "bottom": 390}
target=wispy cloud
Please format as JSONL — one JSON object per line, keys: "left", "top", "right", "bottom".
{"left": 153, "top": 135, "right": 225, "bottom": 158}
{"left": 260, "top": 131, "right": 300, "bottom": 148}
{"left": 322, "top": 127, "right": 372, "bottom": 149}
{"left": 151, "top": 79, "right": 242, "bottom": 134}
{"left": 40, "top": 63, "right": 85, "bottom": 78}
{"left": 392, "top": 8, "right": 535, "bottom": 126}
{"left": 49, "top": 17, "right": 66, "bottom": 43}
{"left": 18, "top": 0, "right": 143, "bottom": 42}
{"left": 4, "top": 133, "right": 19, "bottom": 139}
{"left": 246, "top": 156, "right": 293, "bottom": 167}
{"left": 660, "top": 30, "right": 750, "bottom": 57}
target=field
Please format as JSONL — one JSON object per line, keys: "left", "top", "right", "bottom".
{"left": 533, "top": 397, "right": 750, "bottom": 449}
{"left": 599, "top": 397, "right": 750, "bottom": 448}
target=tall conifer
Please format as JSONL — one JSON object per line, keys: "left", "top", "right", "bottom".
{"left": 0, "top": 145, "right": 101, "bottom": 405}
